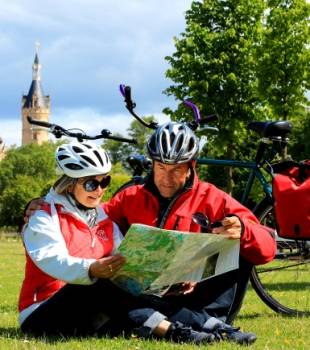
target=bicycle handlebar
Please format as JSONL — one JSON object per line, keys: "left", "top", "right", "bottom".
{"left": 119, "top": 84, "right": 158, "bottom": 130}
{"left": 27, "top": 116, "right": 137, "bottom": 144}
{"left": 119, "top": 84, "right": 218, "bottom": 133}
{"left": 184, "top": 100, "right": 201, "bottom": 123}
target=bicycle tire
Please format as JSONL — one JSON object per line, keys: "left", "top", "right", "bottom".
{"left": 250, "top": 198, "right": 310, "bottom": 316}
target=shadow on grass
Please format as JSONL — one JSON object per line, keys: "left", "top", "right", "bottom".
{"left": 236, "top": 313, "right": 263, "bottom": 320}
{"left": 258, "top": 281, "right": 309, "bottom": 291}
{"left": 0, "top": 327, "right": 24, "bottom": 339}
{"left": 0, "top": 327, "right": 117, "bottom": 344}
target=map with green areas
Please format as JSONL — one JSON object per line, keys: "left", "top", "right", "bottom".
{"left": 111, "top": 224, "right": 239, "bottom": 296}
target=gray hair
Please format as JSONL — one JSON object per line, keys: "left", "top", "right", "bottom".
{"left": 53, "top": 175, "right": 77, "bottom": 195}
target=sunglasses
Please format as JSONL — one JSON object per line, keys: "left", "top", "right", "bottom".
{"left": 82, "top": 176, "right": 111, "bottom": 192}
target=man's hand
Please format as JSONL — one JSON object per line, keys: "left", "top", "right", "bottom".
{"left": 89, "top": 254, "right": 126, "bottom": 279}
{"left": 164, "top": 281, "right": 197, "bottom": 297}
{"left": 181, "top": 281, "right": 197, "bottom": 295}
{"left": 211, "top": 216, "right": 242, "bottom": 239}
{"left": 24, "top": 198, "right": 46, "bottom": 223}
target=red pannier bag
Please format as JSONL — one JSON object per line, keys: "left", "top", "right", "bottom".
{"left": 272, "top": 160, "right": 310, "bottom": 239}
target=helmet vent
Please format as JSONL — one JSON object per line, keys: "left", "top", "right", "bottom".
{"left": 94, "top": 150, "right": 104, "bottom": 166}
{"left": 72, "top": 146, "right": 84, "bottom": 153}
{"left": 175, "top": 134, "right": 183, "bottom": 152}
{"left": 162, "top": 133, "right": 168, "bottom": 153}
{"left": 65, "top": 163, "right": 83, "bottom": 170}
{"left": 104, "top": 152, "right": 109, "bottom": 165}
{"left": 188, "top": 138, "right": 195, "bottom": 151}
{"left": 81, "top": 155, "right": 96, "bottom": 167}
{"left": 57, "top": 154, "right": 70, "bottom": 161}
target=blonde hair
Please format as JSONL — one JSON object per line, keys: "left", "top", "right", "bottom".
{"left": 53, "top": 175, "right": 77, "bottom": 195}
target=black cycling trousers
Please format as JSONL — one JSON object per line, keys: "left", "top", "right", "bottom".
{"left": 21, "top": 257, "right": 252, "bottom": 337}
{"left": 20, "top": 279, "right": 176, "bottom": 337}
{"left": 163, "top": 256, "right": 253, "bottom": 326}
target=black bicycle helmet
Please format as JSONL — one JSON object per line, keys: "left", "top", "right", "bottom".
{"left": 147, "top": 122, "right": 199, "bottom": 164}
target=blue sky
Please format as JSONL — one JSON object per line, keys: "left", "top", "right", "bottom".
{"left": 0, "top": 0, "right": 193, "bottom": 147}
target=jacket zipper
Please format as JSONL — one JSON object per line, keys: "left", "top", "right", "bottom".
{"left": 158, "top": 188, "right": 190, "bottom": 228}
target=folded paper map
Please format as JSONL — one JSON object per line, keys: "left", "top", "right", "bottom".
{"left": 111, "top": 223, "right": 240, "bottom": 296}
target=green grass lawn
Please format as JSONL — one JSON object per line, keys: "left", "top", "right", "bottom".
{"left": 0, "top": 236, "right": 309, "bottom": 350}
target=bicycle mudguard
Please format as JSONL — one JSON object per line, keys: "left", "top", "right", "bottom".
{"left": 272, "top": 160, "right": 310, "bottom": 239}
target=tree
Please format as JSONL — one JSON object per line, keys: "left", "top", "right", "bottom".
{"left": 257, "top": 0, "right": 310, "bottom": 120}
{"left": 0, "top": 142, "right": 58, "bottom": 229}
{"left": 0, "top": 142, "right": 58, "bottom": 193}
{"left": 165, "top": 0, "right": 266, "bottom": 193}
{"left": 289, "top": 107, "right": 310, "bottom": 160}
{"left": 0, "top": 175, "right": 45, "bottom": 229}
{"left": 102, "top": 162, "right": 131, "bottom": 201}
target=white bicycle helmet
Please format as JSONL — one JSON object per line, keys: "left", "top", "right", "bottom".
{"left": 147, "top": 122, "right": 199, "bottom": 164}
{"left": 55, "top": 142, "right": 111, "bottom": 178}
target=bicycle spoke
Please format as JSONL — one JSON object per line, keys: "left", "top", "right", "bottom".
{"left": 257, "top": 260, "right": 309, "bottom": 274}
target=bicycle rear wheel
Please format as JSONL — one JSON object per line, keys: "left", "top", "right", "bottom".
{"left": 250, "top": 199, "right": 310, "bottom": 316}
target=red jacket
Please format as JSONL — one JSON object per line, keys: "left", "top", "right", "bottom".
{"left": 104, "top": 173, "right": 276, "bottom": 265}
{"left": 19, "top": 203, "right": 115, "bottom": 312}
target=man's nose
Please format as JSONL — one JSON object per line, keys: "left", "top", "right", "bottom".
{"left": 161, "top": 171, "right": 174, "bottom": 181}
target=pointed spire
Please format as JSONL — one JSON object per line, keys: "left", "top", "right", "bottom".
{"left": 32, "top": 41, "right": 41, "bottom": 81}
{"left": 34, "top": 41, "right": 40, "bottom": 63}
{"left": 23, "top": 42, "right": 49, "bottom": 108}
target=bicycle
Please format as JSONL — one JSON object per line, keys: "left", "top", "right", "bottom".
{"left": 118, "top": 85, "right": 310, "bottom": 317}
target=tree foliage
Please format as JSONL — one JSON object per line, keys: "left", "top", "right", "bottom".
{"left": 165, "top": 0, "right": 266, "bottom": 192}
{"left": 164, "top": 0, "right": 309, "bottom": 193}
{"left": 257, "top": 0, "right": 310, "bottom": 120}
{"left": 0, "top": 142, "right": 58, "bottom": 229}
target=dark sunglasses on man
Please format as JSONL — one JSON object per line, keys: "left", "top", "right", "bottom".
{"left": 82, "top": 176, "right": 111, "bottom": 192}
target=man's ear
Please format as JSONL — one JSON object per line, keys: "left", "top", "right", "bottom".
{"left": 191, "top": 160, "right": 197, "bottom": 169}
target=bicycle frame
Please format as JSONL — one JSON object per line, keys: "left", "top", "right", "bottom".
{"left": 197, "top": 157, "right": 272, "bottom": 206}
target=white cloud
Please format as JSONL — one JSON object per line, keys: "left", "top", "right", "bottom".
{"left": 0, "top": 119, "right": 22, "bottom": 147}
{"left": 0, "top": 0, "right": 192, "bottom": 147}
{"left": 0, "top": 107, "right": 170, "bottom": 148}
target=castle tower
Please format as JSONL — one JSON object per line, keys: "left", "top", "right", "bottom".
{"left": 21, "top": 44, "right": 50, "bottom": 145}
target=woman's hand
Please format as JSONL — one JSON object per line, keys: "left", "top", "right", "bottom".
{"left": 89, "top": 254, "right": 126, "bottom": 279}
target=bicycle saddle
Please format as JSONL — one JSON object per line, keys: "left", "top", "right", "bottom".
{"left": 247, "top": 121, "right": 292, "bottom": 138}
